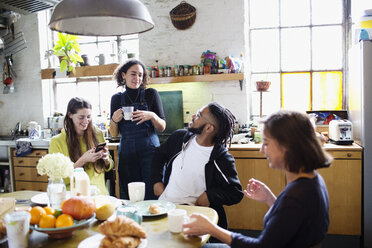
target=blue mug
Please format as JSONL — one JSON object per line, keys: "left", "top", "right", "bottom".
{"left": 117, "top": 206, "right": 142, "bottom": 224}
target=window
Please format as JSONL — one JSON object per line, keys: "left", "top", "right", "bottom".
{"left": 248, "top": 0, "right": 348, "bottom": 120}
{"left": 39, "top": 10, "right": 139, "bottom": 119}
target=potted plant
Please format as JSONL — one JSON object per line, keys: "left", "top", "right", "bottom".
{"left": 53, "top": 32, "right": 83, "bottom": 73}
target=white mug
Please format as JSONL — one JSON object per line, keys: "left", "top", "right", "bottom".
{"left": 168, "top": 209, "right": 189, "bottom": 233}
{"left": 122, "top": 106, "right": 134, "bottom": 120}
{"left": 128, "top": 182, "right": 145, "bottom": 202}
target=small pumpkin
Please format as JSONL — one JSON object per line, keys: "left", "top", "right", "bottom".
{"left": 62, "top": 196, "right": 96, "bottom": 220}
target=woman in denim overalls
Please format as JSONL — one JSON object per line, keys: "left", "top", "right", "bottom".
{"left": 110, "top": 60, "right": 166, "bottom": 200}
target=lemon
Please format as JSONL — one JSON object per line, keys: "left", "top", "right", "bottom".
{"left": 96, "top": 203, "right": 115, "bottom": 221}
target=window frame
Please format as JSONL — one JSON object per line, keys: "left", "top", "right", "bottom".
{"left": 248, "top": 0, "right": 351, "bottom": 120}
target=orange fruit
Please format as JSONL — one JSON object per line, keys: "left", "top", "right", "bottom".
{"left": 56, "top": 214, "right": 74, "bottom": 228}
{"left": 43, "top": 206, "right": 55, "bottom": 215}
{"left": 39, "top": 214, "right": 56, "bottom": 228}
{"left": 30, "top": 206, "right": 46, "bottom": 225}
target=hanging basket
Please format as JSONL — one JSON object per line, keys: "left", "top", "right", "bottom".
{"left": 170, "top": 1, "right": 196, "bottom": 30}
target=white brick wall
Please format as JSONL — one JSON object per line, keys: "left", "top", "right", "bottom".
{"left": 140, "top": 0, "right": 249, "bottom": 124}
{"left": 0, "top": 13, "right": 44, "bottom": 135}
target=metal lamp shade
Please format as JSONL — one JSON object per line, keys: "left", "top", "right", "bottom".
{"left": 49, "top": 0, "right": 154, "bottom": 36}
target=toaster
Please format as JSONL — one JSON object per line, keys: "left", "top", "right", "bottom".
{"left": 329, "top": 119, "right": 353, "bottom": 145}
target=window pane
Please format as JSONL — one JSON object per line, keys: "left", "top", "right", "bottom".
{"left": 280, "top": 0, "right": 310, "bottom": 26}
{"left": 80, "top": 43, "right": 98, "bottom": 65}
{"left": 97, "top": 41, "right": 117, "bottom": 64}
{"left": 282, "top": 73, "right": 310, "bottom": 111}
{"left": 55, "top": 82, "right": 77, "bottom": 113}
{"left": 76, "top": 81, "right": 100, "bottom": 117}
{"left": 100, "top": 80, "right": 120, "bottom": 116}
{"left": 312, "top": 0, "right": 343, "bottom": 24}
{"left": 251, "top": 29, "right": 280, "bottom": 72}
{"left": 78, "top": 35, "right": 97, "bottom": 43}
{"left": 249, "top": 0, "right": 279, "bottom": 28}
{"left": 251, "top": 73, "right": 281, "bottom": 117}
{"left": 312, "top": 71, "right": 342, "bottom": 110}
{"left": 281, "top": 28, "right": 310, "bottom": 71}
{"left": 312, "top": 26, "right": 343, "bottom": 70}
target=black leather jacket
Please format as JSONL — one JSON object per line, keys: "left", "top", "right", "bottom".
{"left": 151, "top": 129, "right": 244, "bottom": 228}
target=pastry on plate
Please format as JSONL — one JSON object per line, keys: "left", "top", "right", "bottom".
{"left": 98, "top": 216, "right": 146, "bottom": 239}
{"left": 148, "top": 204, "right": 161, "bottom": 214}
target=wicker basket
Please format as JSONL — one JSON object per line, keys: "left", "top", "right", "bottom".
{"left": 170, "top": 1, "right": 196, "bottom": 30}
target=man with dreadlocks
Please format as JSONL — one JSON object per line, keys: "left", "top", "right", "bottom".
{"left": 151, "top": 102, "right": 243, "bottom": 229}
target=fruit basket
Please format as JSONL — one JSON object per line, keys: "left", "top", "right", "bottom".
{"left": 30, "top": 214, "right": 95, "bottom": 239}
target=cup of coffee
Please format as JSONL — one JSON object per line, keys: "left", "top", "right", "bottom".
{"left": 4, "top": 211, "right": 31, "bottom": 248}
{"left": 128, "top": 182, "right": 145, "bottom": 203}
{"left": 122, "top": 106, "right": 134, "bottom": 121}
{"left": 167, "top": 209, "right": 189, "bottom": 233}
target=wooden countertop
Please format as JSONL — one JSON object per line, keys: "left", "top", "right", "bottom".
{"left": 107, "top": 142, "right": 362, "bottom": 151}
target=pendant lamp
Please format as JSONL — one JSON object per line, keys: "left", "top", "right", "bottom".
{"left": 49, "top": 0, "right": 154, "bottom": 36}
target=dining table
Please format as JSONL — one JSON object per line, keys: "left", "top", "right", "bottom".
{"left": 0, "top": 191, "right": 218, "bottom": 248}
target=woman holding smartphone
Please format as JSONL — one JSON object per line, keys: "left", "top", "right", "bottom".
{"left": 49, "top": 97, "right": 114, "bottom": 195}
{"left": 109, "top": 59, "right": 166, "bottom": 200}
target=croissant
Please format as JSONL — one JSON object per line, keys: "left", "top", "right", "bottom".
{"left": 99, "top": 236, "right": 113, "bottom": 248}
{"left": 112, "top": 236, "right": 141, "bottom": 248}
{"left": 98, "top": 216, "right": 146, "bottom": 239}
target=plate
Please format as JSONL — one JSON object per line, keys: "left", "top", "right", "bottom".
{"left": 30, "top": 214, "right": 95, "bottom": 239}
{"left": 127, "top": 200, "right": 176, "bottom": 217}
{"left": 94, "top": 195, "right": 123, "bottom": 209}
{"left": 31, "top": 192, "right": 71, "bottom": 206}
{"left": 78, "top": 233, "right": 147, "bottom": 248}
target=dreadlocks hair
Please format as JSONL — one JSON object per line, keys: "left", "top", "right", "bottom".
{"left": 208, "top": 102, "right": 236, "bottom": 147}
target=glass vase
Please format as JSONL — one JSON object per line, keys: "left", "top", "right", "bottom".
{"left": 47, "top": 178, "right": 66, "bottom": 209}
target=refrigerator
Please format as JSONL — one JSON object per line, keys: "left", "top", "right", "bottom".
{"left": 349, "top": 39, "right": 372, "bottom": 247}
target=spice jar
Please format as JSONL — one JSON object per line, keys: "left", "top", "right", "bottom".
{"left": 184, "top": 65, "right": 189, "bottom": 75}
{"left": 159, "top": 66, "right": 164, "bottom": 77}
{"left": 151, "top": 68, "right": 157, "bottom": 78}
{"left": 179, "top": 65, "right": 184, "bottom": 76}
{"left": 166, "top": 66, "right": 172, "bottom": 77}
{"left": 174, "top": 65, "right": 179, "bottom": 76}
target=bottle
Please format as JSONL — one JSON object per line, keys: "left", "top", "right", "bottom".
{"left": 70, "top": 168, "right": 90, "bottom": 197}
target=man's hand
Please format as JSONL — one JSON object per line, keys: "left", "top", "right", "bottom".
{"left": 195, "top": 192, "right": 210, "bottom": 207}
{"left": 153, "top": 182, "right": 165, "bottom": 196}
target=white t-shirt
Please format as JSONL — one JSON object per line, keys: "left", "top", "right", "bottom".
{"left": 159, "top": 136, "right": 214, "bottom": 205}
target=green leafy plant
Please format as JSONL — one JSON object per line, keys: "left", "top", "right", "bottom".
{"left": 53, "top": 32, "right": 83, "bottom": 72}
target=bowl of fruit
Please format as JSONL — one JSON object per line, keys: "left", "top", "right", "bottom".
{"left": 29, "top": 196, "right": 96, "bottom": 239}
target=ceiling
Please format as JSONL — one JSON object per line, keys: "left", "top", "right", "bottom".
{"left": 0, "top": 0, "right": 61, "bottom": 15}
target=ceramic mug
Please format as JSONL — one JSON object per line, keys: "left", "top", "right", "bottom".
{"left": 94, "top": 54, "right": 105, "bottom": 65}
{"left": 167, "top": 209, "right": 189, "bottom": 233}
{"left": 122, "top": 106, "right": 134, "bottom": 121}
{"left": 128, "top": 182, "right": 145, "bottom": 203}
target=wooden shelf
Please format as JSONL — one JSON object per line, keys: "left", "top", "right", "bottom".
{"left": 41, "top": 65, "right": 244, "bottom": 86}
{"left": 149, "top": 73, "right": 244, "bottom": 84}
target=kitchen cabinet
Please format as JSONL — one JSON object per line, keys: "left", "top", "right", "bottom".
{"left": 10, "top": 148, "right": 48, "bottom": 191}
{"left": 225, "top": 143, "right": 362, "bottom": 236}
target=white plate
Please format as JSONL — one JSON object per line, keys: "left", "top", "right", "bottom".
{"left": 31, "top": 192, "right": 122, "bottom": 209}
{"left": 94, "top": 195, "right": 123, "bottom": 209}
{"left": 78, "top": 233, "right": 147, "bottom": 248}
{"left": 127, "top": 200, "right": 176, "bottom": 217}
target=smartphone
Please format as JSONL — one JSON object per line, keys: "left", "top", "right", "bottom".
{"left": 95, "top": 142, "right": 106, "bottom": 152}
